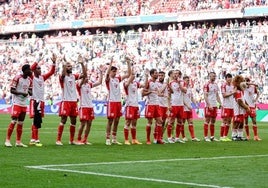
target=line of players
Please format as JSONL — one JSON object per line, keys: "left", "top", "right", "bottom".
{"left": 141, "top": 70, "right": 261, "bottom": 144}
{"left": 104, "top": 59, "right": 261, "bottom": 145}
{"left": 4, "top": 55, "right": 261, "bottom": 147}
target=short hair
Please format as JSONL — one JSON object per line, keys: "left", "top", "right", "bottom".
{"left": 111, "top": 66, "right": 117, "bottom": 71}
{"left": 175, "top": 69, "right": 182, "bottom": 75}
{"left": 183, "top": 75, "right": 189, "bottom": 80}
{"left": 168, "top": 70, "right": 173, "bottom": 77}
{"left": 209, "top": 71, "right": 216, "bottom": 76}
{"left": 158, "top": 71, "right": 165, "bottom": 75}
{"left": 22, "top": 64, "right": 30, "bottom": 72}
{"left": 149, "top": 68, "right": 157, "bottom": 76}
{"left": 225, "top": 73, "right": 232, "bottom": 79}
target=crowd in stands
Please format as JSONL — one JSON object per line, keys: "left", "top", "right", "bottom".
{"left": 0, "top": 18, "right": 268, "bottom": 105}
{"left": 0, "top": 0, "right": 268, "bottom": 26}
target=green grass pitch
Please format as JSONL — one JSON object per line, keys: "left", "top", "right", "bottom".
{"left": 0, "top": 114, "right": 268, "bottom": 188}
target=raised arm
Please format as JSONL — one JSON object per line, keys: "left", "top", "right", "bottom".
{"left": 121, "top": 56, "right": 131, "bottom": 80}
{"left": 143, "top": 69, "right": 149, "bottom": 90}
{"left": 105, "top": 57, "right": 113, "bottom": 82}
{"left": 93, "top": 69, "right": 103, "bottom": 88}
{"left": 44, "top": 53, "right": 57, "bottom": 80}
{"left": 124, "top": 69, "right": 135, "bottom": 88}
{"left": 61, "top": 56, "right": 68, "bottom": 79}
{"left": 78, "top": 54, "right": 87, "bottom": 79}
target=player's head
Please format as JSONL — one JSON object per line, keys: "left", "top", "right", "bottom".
{"left": 183, "top": 75, "right": 189, "bottom": 82}
{"left": 32, "top": 64, "right": 41, "bottom": 76}
{"left": 21, "top": 64, "right": 32, "bottom": 77}
{"left": 225, "top": 73, "right": 232, "bottom": 83}
{"left": 149, "top": 68, "right": 158, "bottom": 80}
{"left": 208, "top": 72, "right": 216, "bottom": 82}
{"left": 158, "top": 71, "right": 165, "bottom": 83}
{"left": 66, "top": 62, "right": 73, "bottom": 74}
{"left": 172, "top": 69, "right": 181, "bottom": 80}
{"left": 110, "top": 66, "right": 118, "bottom": 78}
{"left": 183, "top": 75, "right": 190, "bottom": 86}
{"left": 168, "top": 70, "right": 173, "bottom": 77}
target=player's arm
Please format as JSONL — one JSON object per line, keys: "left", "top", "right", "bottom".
{"left": 237, "top": 98, "right": 250, "bottom": 113}
{"left": 141, "top": 88, "right": 152, "bottom": 97}
{"left": 216, "top": 92, "right": 222, "bottom": 108}
{"left": 78, "top": 54, "right": 86, "bottom": 79}
{"left": 50, "top": 53, "right": 57, "bottom": 74}
{"left": 30, "top": 62, "right": 38, "bottom": 71}
{"left": 141, "top": 72, "right": 151, "bottom": 97}
{"left": 167, "top": 91, "right": 171, "bottom": 111}
{"left": 183, "top": 96, "right": 192, "bottom": 110}
{"left": 139, "top": 71, "right": 148, "bottom": 88}
{"left": 105, "top": 57, "right": 113, "bottom": 82}
{"left": 179, "top": 81, "right": 187, "bottom": 93}
{"left": 61, "top": 56, "right": 68, "bottom": 79}
{"left": 204, "top": 91, "right": 210, "bottom": 107}
{"left": 142, "top": 69, "right": 149, "bottom": 89}
{"left": 121, "top": 56, "right": 131, "bottom": 80}
{"left": 44, "top": 53, "right": 57, "bottom": 80}
{"left": 222, "top": 92, "right": 235, "bottom": 98}
{"left": 124, "top": 70, "right": 135, "bottom": 88}
{"left": 11, "top": 87, "right": 27, "bottom": 97}
{"left": 222, "top": 86, "right": 237, "bottom": 98}
{"left": 254, "top": 87, "right": 260, "bottom": 103}
{"left": 28, "top": 87, "right": 33, "bottom": 96}
{"left": 93, "top": 69, "right": 103, "bottom": 88}
{"left": 79, "top": 69, "right": 88, "bottom": 87}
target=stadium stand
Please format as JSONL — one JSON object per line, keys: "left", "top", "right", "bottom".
{"left": 0, "top": 0, "right": 268, "bottom": 25}
{"left": 0, "top": 0, "right": 267, "bottom": 105}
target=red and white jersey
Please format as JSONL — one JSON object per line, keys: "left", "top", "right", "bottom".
{"left": 169, "top": 80, "right": 184, "bottom": 106}
{"left": 59, "top": 74, "right": 79, "bottom": 102}
{"left": 31, "top": 67, "right": 55, "bottom": 102}
{"left": 76, "top": 81, "right": 93, "bottom": 108}
{"left": 183, "top": 86, "right": 193, "bottom": 111}
{"left": 203, "top": 81, "right": 220, "bottom": 107}
{"left": 11, "top": 74, "right": 32, "bottom": 107}
{"left": 158, "top": 82, "right": 169, "bottom": 108}
{"left": 221, "top": 82, "right": 235, "bottom": 109}
{"left": 106, "top": 76, "right": 122, "bottom": 102}
{"left": 145, "top": 79, "right": 159, "bottom": 105}
{"left": 124, "top": 81, "right": 140, "bottom": 107}
{"left": 244, "top": 85, "right": 258, "bottom": 108}
{"left": 233, "top": 90, "right": 246, "bottom": 115}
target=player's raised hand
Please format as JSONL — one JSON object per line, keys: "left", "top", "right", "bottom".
{"left": 77, "top": 54, "right": 84, "bottom": 64}
{"left": 51, "top": 53, "right": 57, "bottom": 64}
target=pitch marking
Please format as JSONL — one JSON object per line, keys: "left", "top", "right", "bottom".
{"left": 26, "top": 154, "right": 268, "bottom": 188}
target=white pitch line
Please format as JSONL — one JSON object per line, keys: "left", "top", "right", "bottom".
{"left": 26, "top": 154, "right": 268, "bottom": 168}
{"left": 25, "top": 154, "right": 268, "bottom": 188}
{"left": 26, "top": 166, "right": 232, "bottom": 188}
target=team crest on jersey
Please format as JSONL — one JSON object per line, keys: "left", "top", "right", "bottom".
{"left": 68, "top": 81, "right": 73, "bottom": 87}
{"left": 22, "top": 85, "right": 28, "bottom": 92}
{"left": 38, "top": 80, "right": 43, "bottom": 87}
